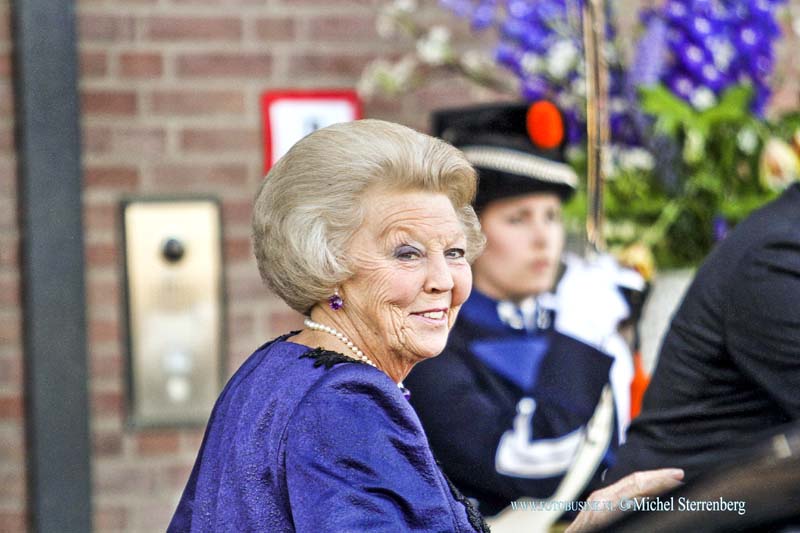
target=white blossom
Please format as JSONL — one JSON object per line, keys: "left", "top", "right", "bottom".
{"left": 690, "top": 87, "right": 716, "bottom": 110}
{"left": 619, "top": 147, "right": 655, "bottom": 171}
{"left": 760, "top": 137, "right": 800, "bottom": 190}
{"left": 570, "top": 76, "right": 586, "bottom": 97}
{"left": 462, "top": 50, "right": 493, "bottom": 75}
{"left": 394, "top": 0, "right": 417, "bottom": 14}
{"left": 706, "top": 36, "right": 735, "bottom": 72}
{"left": 736, "top": 128, "right": 759, "bottom": 155}
{"left": 521, "top": 53, "right": 543, "bottom": 76}
{"left": 416, "top": 26, "right": 452, "bottom": 66}
{"left": 546, "top": 39, "right": 579, "bottom": 81}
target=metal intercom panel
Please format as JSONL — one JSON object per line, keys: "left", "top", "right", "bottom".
{"left": 121, "top": 198, "right": 225, "bottom": 426}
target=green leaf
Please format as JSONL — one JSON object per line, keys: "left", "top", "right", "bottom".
{"left": 698, "top": 84, "right": 753, "bottom": 126}
{"left": 638, "top": 84, "right": 696, "bottom": 137}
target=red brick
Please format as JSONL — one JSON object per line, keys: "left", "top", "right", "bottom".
{"left": 0, "top": 511, "right": 26, "bottom": 533}
{"left": 221, "top": 198, "right": 254, "bottom": 226}
{"left": 0, "top": 84, "right": 12, "bottom": 117}
{"left": 87, "top": 277, "right": 120, "bottom": 307}
{"left": 0, "top": 236, "right": 17, "bottom": 270}
{"left": 0, "top": 198, "right": 15, "bottom": 231}
{"left": 78, "top": 14, "right": 136, "bottom": 43}
{"left": 80, "top": 50, "right": 107, "bottom": 77}
{"left": 229, "top": 311, "right": 255, "bottom": 338}
{"left": 0, "top": 356, "right": 21, "bottom": 388}
{"left": 180, "top": 128, "right": 260, "bottom": 153}
{"left": 84, "top": 165, "right": 139, "bottom": 189}
{"left": 137, "top": 503, "right": 179, "bottom": 531}
{"left": 92, "top": 430, "right": 123, "bottom": 457}
{"left": 152, "top": 163, "right": 249, "bottom": 187}
{"left": 176, "top": 52, "right": 272, "bottom": 78}
{"left": 91, "top": 353, "right": 125, "bottom": 379}
{"left": 119, "top": 52, "right": 163, "bottom": 78}
{"left": 308, "top": 15, "right": 377, "bottom": 41}
{"left": 0, "top": 314, "right": 21, "bottom": 345}
{"left": 91, "top": 390, "right": 123, "bottom": 417}
{"left": 82, "top": 90, "right": 137, "bottom": 116}
{"left": 112, "top": 126, "right": 167, "bottom": 157}
{"left": 0, "top": 127, "right": 13, "bottom": 152}
{"left": 144, "top": 16, "right": 242, "bottom": 41}
{"left": 224, "top": 237, "right": 252, "bottom": 261}
{"left": 162, "top": 463, "right": 193, "bottom": 488}
{"left": 83, "top": 203, "right": 118, "bottom": 233}
{"left": 150, "top": 90, "right": 245, "bottom": 116}
{"left": 0, "top": 54, "right": 10, "bottom": 78}
{"left": 227, "top": 273, "right": 265, "bottom": 301}
{"left": 280, "top": 0, "right": 378, "bottom": 5}
{"left": 0, "top": 277, "right": 18, "bottom": 307}
{"left": 94, "top": 463, "right": 156, "bottom": 493}
{"left": 86, "top": 243, "right": 119, "bottom": 267}
{"left": 253, "top": 17, "right": 297, "bottom": 41}
{"left": 136, "top": 430, "right": 180, "bottom": 456}
{"left": 88, "top": 317, "right": 119, "bottom": 344}
{"left": 0, "top": 427, "right": 24, "bottom": 463}
{"left": 93, "top": 505, "right": 128, "bottom": 531}
{"left": 288, "top": 52, "right": 374, "bottom": 77}
{"left": 266, "top": 309, "right": 304, "bottom": 336}
{"left": 0, "top": 159, "right": 15, "bottom": 191}
{"left": 82, "top": 125, "right": 112, "bottom": 154}
{"left": 0, "top": 9, "right": 9, "bottom": 42}
{"left": 90, "top": 352, "right": 122, "bottom": 381}
{"left": 0, "top": 468, "right": 25, "bottom": 501}
{"left": 170, "top": 0, "right": 264, "bottom": 4}
{"left": 0, "top": 396, "right": 22, "bottom": 420}
{"left": 363, "top": 97, "right": 405, "bottom": 118}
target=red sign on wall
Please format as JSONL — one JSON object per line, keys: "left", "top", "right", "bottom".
{"left": 260, "top": 89, "right": 363, "bottom": 174}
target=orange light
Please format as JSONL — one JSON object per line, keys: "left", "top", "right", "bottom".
{"left": 526, "top": 101, "right": 564, "bottom": 150}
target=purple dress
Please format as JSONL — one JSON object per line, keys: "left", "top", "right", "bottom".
{"left": 168, "top": 334, "right": 488, "bottom": 532}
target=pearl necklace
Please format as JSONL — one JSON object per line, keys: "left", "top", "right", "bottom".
{"left": 303, "top": 318, "right": 377, "bottom": 367}
{"left": 303, "top": 318, "right": 412, "bottom": 400}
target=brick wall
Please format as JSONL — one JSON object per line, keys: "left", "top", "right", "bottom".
{"left": 0, "top": 0, "right": 26, "bottom": 529}
{"left": 2, "top": 0, "right": 799, "bottom": 531}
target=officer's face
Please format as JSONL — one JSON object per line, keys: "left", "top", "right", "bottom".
{"left": 472, "top": 193, "right": 564, "bottom": 302}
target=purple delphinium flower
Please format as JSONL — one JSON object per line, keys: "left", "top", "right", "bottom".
{"left": 629, "top": 16, "right": 669, "bottom": 88}
{"left": 647, "top": 0, "right": 786, "bottom": 115}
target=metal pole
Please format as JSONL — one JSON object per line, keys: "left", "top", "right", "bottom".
{"left": 582, "top": 0, "right": 609, "bottom": 254}
{"left": 11, "top": 0, "right": 93, "bottom": 530}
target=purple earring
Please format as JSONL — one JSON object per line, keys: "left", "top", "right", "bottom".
{"left": 328, "top": 289, "right": 343, "bottom": 310}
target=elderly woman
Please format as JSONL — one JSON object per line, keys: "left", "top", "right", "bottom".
{"left": 168, "top": 119, "right": 681, "bottom": 532}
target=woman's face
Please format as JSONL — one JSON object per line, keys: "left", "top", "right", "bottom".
{"left": 341, "top": 189, "right": 472, "bottom": 363}
{"left": 472, "top": 193, "right": 565, "bottom": 301}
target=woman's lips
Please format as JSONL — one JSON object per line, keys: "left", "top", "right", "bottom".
{"left": 410, "top": 308, "right": 449, "bottom": 325}
{"left": 530, "top": 259, "right": 551, "bottom": 271}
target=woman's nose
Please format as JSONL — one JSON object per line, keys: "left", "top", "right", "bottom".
{"left": 529, "top": 220, "right": 548, "bottom": 248}
{"left": 424, "top": 254, "right": 455, "bottom": 293}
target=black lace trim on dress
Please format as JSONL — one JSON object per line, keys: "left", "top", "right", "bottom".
{"left": 299, "top": 347, "right": 366, "bottom": 369}
{"left": 437, "top": 460, "right": 491, "bottom": 533}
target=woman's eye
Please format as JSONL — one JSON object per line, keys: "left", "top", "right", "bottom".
{"left": 545, "top": 209, "right": 562, "bottom": 223}
{"left": 394, "top": 245, "right": 421, "bottom": 260}
{"left": 506, "top": 214, "right": 525, "bottom": 224}
{"left": 445, "top": 248, "right": 466, "bottom": 259}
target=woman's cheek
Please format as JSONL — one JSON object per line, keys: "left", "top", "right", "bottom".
{"left": 452, "top": 264, "right": 473, "bottom": 307}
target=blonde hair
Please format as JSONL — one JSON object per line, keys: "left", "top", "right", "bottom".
{"left": 252, "top": 119, "right": 484, "bottom": 314}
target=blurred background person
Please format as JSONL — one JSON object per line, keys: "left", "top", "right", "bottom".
{"left": 406, "top": 101, "right": 645, "bottom": 524}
